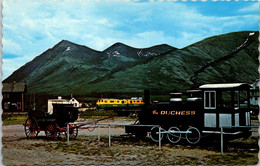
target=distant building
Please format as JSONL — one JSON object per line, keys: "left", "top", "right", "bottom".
{"left": 2, "top": 82, "right": 27, "bottom": 112}
{"left": 47, "top": 96, "right": 79, "bottom": 115}
{"left": 250, "top": 79, "right": 259, "bottom": 107}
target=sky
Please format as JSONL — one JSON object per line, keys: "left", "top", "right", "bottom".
{"left": 2, "top": 0, "right": 259, "bottom": 80}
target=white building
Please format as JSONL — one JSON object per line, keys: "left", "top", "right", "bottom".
{"left": 47, "top": 96, "right": 79, "bottom": 115}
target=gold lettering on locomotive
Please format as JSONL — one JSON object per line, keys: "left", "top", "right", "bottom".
{"left": 170, "top": 111, "right": 175, "bottom": 115}
{"left": 153, "top": 110, "right": 159, "bottom": 115}
{"left": 175, "top": 111, "right": 181, "bottom": 115}
{"left": 156, "top": 110, "right": 196, "bottom": 115}
{"left": 161, "top": 111, "right": 167, "bottom": 115}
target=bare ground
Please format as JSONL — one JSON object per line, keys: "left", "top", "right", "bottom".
{"left": 2, "top": 120, "right": 259, "bottom": 165}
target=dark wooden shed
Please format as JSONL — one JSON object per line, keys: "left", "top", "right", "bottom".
{"left": 2, "top": 82, "right": 27, "bottom": 112}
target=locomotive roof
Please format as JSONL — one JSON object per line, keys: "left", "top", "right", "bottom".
{"left": 170, "top": 92, "right": 182, "bottom": 95}
{"left": 186, "top": 90, "right": 201, "bottom": 92}
{"left": 199, "top": 83, "right": 251, "bottom": 89}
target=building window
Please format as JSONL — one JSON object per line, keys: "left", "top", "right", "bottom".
{"left": 3, "top": 93, "right": 9, "bottom": 99}
{"left": 17, "top": 102, "right": 21, "bottom": 110}
{"left": 4, "top": 102, "right": 9, "bottom": 110}
{"left": 204, "top": 91, "right": 216, "bottom": 109}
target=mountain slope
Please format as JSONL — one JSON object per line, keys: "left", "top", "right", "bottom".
{"left": 4, "top": 40, "right": 176, "bottom": 95}
{"left": 3, "top": 31, "right": 258, "bottom": 96}
{"left": 81, "top": 31, "right": 258, "bottom": 94}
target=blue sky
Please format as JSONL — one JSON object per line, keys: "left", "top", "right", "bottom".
{"left": 2, "top": 0, "right": 259, "bottom": 80}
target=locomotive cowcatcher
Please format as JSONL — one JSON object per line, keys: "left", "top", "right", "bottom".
{"left": 24, "top": 97, "right": 79, "bottom": 140}
{"left": 125, "top": 83, "right": 252, "bottom": 144}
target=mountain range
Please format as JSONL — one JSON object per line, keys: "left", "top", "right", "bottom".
{"left": 3, "top": 31, "right": 259, "bottom": 98}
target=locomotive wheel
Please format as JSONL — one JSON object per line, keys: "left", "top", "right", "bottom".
{"left": 150, "top": 126, "right": 164, "bottom": 142}
{"left": 167, "top": 127, "right": 181, "bottom": 144}
{"left": 24, "top": 118, "right": 39, "bottom": 139}
{"left": 45, "top": 123, "right": 59, "bottom": 140}
{"left": 185, "top": 127, "right": 201, "bottom": 144}
{"left": 64, "top": 125, "right": 78, "bottom": 140}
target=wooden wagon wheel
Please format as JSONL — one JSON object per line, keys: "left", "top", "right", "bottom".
{"left": 24, "top": 117, "right": 39, "bottom": 139}
{"left": 64, "top": 124, "right": 78, "bottom": 140}
{"left": 45, "top": 123, "right": 59, "bottom": 140}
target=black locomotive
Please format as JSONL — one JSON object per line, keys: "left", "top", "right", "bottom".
{"left": 125, "top": 83, "right": 252, "bottom": 144}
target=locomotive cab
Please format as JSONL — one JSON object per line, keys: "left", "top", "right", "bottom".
{"left": 199, "top": 83, "right": 252, "bottom": 136}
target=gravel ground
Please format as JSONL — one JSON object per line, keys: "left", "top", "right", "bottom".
{"left": 2, "top": 119, "right": 134, "bottom": 165}
{"left": 2, "top": 120, "right": 259, "bottom": 165}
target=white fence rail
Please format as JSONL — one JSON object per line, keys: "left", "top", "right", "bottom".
{"left": 66, "top": 121, "right": 258, "bottom": 153}
{"left": 67, "top": 121, "right": 160, "bottom": 148}
{"left": 220, "top": 126, "right": 259, "bottom": 155}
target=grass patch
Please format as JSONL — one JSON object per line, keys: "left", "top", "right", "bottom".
{"left": 2, "top": 113, "right": 27, "bottom": 126}
{"left": 79, "top": 110, "right": 116, "bottom": 118}
{"left": 43, "top": 137, "right": 206, "bottom": 165}
{"left": 9, "top": 134, "right": 258, "bottom": 165}
{"left": 41, "top": 135, "right": 258, "bottom": 165}
{"left": 205, "top": 152, "right": 258, "bottom": 165}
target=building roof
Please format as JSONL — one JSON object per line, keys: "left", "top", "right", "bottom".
{"left": 199, "top": 83, "right": 251, "bottom": 89}
{"left": 48, "top": 97, "right": 79, "bottom": 104}
{"left": 2, "top": 82, "right": 26, "bottom": 93}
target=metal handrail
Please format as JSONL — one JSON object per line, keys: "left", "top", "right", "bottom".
{"left": 220, "top": 125, "right": 259, "bottom": 155}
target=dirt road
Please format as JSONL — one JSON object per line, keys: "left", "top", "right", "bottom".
{"left": 2, "top": 120, "right": 259, "bottom": 165}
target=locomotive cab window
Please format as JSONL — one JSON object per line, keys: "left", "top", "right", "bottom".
{"left": 239, "top": 90, "right": 248, "bottom": 109}
{"left": 221, "top": 91, "right": 232, "bottom": 109}
{"left": 204, "top": 91, "right": 216, "bottom": 109}
{"left": 234, "top": 91, "right": 239, "bottom": 109}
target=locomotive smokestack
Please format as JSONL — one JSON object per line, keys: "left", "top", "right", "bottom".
{"left": 144, "top": 90, "right": 150, "bottom": 105}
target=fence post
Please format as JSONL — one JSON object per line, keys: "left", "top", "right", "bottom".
{"left": 159, "top": 126, "right": 161, "bottom": 150}
{"left": 98, "top": 121, "right": 100, "bottom": 141}
{"left": 67, "top": 123, "right": 70, "bottom": 145}
{"left": 109, "top": 124, "right": 111, "bottom": 147}
{"left": 221, "top": 126, "right": 223, "bottom": 155}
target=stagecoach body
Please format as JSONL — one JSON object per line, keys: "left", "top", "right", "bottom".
{"left": 125, "top": 83, "right": 252, "bottom": 144}
{"left": 24, "top": 97, "right": 79, "bottom": 140}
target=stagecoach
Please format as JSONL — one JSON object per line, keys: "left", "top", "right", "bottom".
{"left": 24, "top": 97, "right": 79, "bottom": 140}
